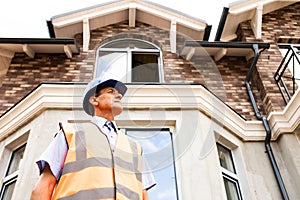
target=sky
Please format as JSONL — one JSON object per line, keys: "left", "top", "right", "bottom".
{"left": 0, "top": 0, "right": 236, "bottom": 41}
{"left": 127, "top": 130, "right": 177, "bottom": 200}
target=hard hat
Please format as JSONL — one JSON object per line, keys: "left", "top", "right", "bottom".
{"left": 82, "top": 78, "right": 127, "bottom": 116}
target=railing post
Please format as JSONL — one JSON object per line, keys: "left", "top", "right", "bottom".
{"left": 274, "top": 44, "right": 300, "bottom": 104}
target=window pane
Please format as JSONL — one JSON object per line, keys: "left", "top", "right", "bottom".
{"left": 126, "top": 129, "right": 178, "bottom": 200}
{"left": 1, "top": 180, "right": 16, "bottom": 200}
{"left": 96, "top": 51, "right": 127, "bottom": 82}
{"left": 217, "top": 144, "right": 235, "bottom": 173}
{"left": 97, "top": 39, "right": 162, "bottom": 83}
{"left": 6, "top": 145, "right": 26, "bottom": 176}
{"left": 132, "top": 53, "right": 159, "bottom": 82}
{"left": 223, "top": 177, "right": 240, "bottom": 200}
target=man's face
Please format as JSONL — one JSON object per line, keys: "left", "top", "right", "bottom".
{"left": 93, "top": 87, "right": 123, "bottom": 116}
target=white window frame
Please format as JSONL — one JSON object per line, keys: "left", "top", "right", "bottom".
{"left": 95, "top": 38, "right": 164, "bottom": 83}
{"left": 216, "top": 142, "right": 243, "bottom": 200}
{"left": 0, "top": 143, "right": 26, "bottom": 199}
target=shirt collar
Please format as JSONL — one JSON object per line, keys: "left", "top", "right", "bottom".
{"left": 92, "top": 116, "right": 118, "bottom": 131}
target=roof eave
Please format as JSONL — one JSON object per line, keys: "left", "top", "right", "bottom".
{"left": 50, "top": 0, "right": 208, "bottom": 41}
{"left": 180, "top": 41, "right": 270, "bottom": 61}
{"left": 0, "top": 37, "right": 80, "bottom": 55}
{"left": 218, "top": 0, "right": 299, "bottom": 42}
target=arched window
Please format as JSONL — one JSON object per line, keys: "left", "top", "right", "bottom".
{"left": 95, "top": 39, "right": 164, "bottom": 83}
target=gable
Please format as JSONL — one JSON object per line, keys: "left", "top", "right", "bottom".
{"left": 49, "top": 0, "right": 209, "bottom": 52}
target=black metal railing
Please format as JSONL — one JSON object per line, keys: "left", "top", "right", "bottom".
{"left": 274, "top": 44, "right": 300, "bottom": 104}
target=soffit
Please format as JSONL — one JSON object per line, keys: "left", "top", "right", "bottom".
{"left": 51, "top": 0, "right": 207, "bottom": 40}
{"left": 0, "top": 43, "right": 79, "bottom": 54}
{"left": 0, "top": 38, "right": 80, "bottom": 54}
{"left": 180, "top": 41, "right": 270, "bottom": 61}
{"left": 181, "top": 46, "right": 254, "bottom": 57}
{"left": 220, "top": 0, "right": 298, "bottom": 41}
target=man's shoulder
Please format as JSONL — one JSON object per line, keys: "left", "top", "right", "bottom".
{"left": 60, "top": 121, "right": 95, "bottom": 131}
{"left": 59, "top": 122, "right": 75, "bottom": 134}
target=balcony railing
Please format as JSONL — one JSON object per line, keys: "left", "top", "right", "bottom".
{"left": 274, "top": 44, "right": 300, "bottom": 104}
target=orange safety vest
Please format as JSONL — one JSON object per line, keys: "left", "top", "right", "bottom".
{"left": 51, "top": 122, "right": 143, "bottom": 200}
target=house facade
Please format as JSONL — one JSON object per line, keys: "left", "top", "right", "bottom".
{"left": 0, "top": 0, "right": 299, "bottom": 199}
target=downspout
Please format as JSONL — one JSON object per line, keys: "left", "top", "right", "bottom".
{"left": 47, "top": 20, "right": 56, "bottom": 38}
{"left": 245, "top": 44, "right": 289, "bottom": 200}
{"left": 214, "top": 7, "right": 229, "bottom": 41}
{"left": 203, "top": 25, "right": 212, "bottom": 41}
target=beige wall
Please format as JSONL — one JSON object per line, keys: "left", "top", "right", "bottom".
{"left": 277, "top": 133, "right": 300, "bottom": 199}
{"left": 0, "top": 110, "right": 76, "bottom": 200}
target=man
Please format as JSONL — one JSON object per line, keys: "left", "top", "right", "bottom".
{"left": 31, "top": 78, "right": 156, "bottom": 200}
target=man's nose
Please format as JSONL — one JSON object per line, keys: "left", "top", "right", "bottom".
{"left": 116, "top": 92, "right": 122, "bottom": 99}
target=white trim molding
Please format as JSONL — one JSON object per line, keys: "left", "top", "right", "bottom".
{"left": 4, "top": 83, "right": 294, "bottom": 142}
{"left": 268, "top": 88, "right": 300, "bottom": 139}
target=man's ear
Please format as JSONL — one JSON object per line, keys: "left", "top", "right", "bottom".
{"left": 89, "top": 96, "right": 98, "bottom": 106}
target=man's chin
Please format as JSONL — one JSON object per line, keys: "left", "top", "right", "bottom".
{"left": 112, "top": 107, "right": 123, "bottom": 116}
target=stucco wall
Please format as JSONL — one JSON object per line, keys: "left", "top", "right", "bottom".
{"left": 277, "top": 133, "right": 300, "bottom": 199}
{"left": 0, "top": 95, "right": 299, "bottom": 199}
{"left": 0, "top": 109, "right": 77, "bottom": 200}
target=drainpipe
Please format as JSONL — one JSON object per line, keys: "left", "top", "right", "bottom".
{"left": 203, "top": 25, "right": 212, "bottom": 41}
{"left": 47, "top": 20, "right": 56, "bottom": 38}
{"left": 214, "top": 7, "right": 229, "bottom": 41}
{"left": 245, "top": 44, "right": 289, "bottom": 200}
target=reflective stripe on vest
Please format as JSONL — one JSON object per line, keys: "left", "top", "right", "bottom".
{"left": 51, "top": 122, "right": 142, "bottom": 200}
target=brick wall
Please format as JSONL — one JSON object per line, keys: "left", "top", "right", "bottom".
{"left": 1, "top": 20, "right": 275, "bottom": 120}
{"left": 88, "top": 21, "right": 260, "bottom": 119}
{"left": 0, "top": 52, "right": 93, "bottom": 116}
{"left": 236, "top": 2, "right": 300, "bottom": 115}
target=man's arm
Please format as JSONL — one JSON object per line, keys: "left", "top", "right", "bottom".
{"left": 30, "top": 163, "right": 56, "bottom": 200}
{"left": 142, "top": 189, "right": 149, "bottom": 200}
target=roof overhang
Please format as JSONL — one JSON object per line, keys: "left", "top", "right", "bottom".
{"left": 180, "top": 41, "right": 270, "bottom": 61}
{"left": 0, "top": 38, "right": 80, "bottom": 55}
{"left": 49, "top": 0, "right": 209, "bottom": 52}
{"left": 216, "top": 0, "right": 298, "bottom": 42}
{"left": 0, "top": 38, "right": 80, "bottom": 86}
